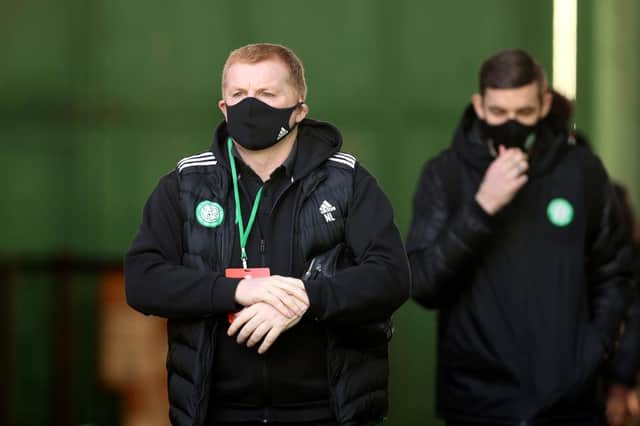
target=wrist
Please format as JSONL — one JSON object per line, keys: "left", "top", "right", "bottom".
{"left": 234, "top": 278, "right": 247, "bottom": 304}
{"left": 475, "top": 192, "right": 500, "bottom": 215}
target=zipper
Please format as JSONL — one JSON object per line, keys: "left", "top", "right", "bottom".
{"left": 303, "top": 258, "right": 317, "bottom": 281}
{"left": 289, "top": 171, "right": 322, "bottom": 273}
{"left": 289, "top": 188, "right": 304, "bottom": 274}
{"left": 269, "top": 178, "right": 295, "bottom": 216}
{"left": 260, "top": 238, "right": 266, "bottom": 266}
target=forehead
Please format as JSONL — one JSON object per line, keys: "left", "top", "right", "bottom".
{"left": 483, "top": 82, "right": 541, "bottom": 108}
{"left": 224, "top": 59, "right": 291, "bottom": 90}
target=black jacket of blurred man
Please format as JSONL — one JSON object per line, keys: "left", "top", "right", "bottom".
{"left": 124, "top": 43, "right": 409, "bottom": 426}
{"left": 407, "top": 49, "right": 633, "bottom": 425}
{"left": 548, "top": 89, "right": 640, "bottom": 426}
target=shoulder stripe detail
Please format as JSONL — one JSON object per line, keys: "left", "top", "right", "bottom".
{"left": 178, "top": 156, "right": 216, "bottom": 169}
{"left": 177, "top": 152, "right": 215, "bottom": 167}
{"left": 178, "top": 160, "right": 218, "bottom": 173}
{"left": 333, "top": 152, "right": 356, "bottom": 162}
{"left": 328, "top": 152, "right": 356, "bottom": 168}
{"left": 328, "top": 157, "right": 356, "bottom": 168}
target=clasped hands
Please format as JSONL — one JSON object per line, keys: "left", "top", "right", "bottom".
{"left": 231, "top": 275, "right": 310, "bottom": 354}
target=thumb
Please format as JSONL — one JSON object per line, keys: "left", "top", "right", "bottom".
{"left": 498, "top": 144, "right": 506, "bottom": 155}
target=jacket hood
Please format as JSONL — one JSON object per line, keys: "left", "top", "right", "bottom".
{"left": 210, "top": 118, "right": 343, "bottom": 180}
{"left": 451, "top": 104, "right": 570, "bottom": 177}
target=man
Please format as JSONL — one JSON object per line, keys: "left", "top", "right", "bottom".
{"left": 603, "top": 185, "right": 640, "bottom": 426}
{"left": 124, "top": 43, "right": 409, "bottom": 426}
{"left": 548, "top": 89, "right": 640, "bottom": 426}
{"left": 407, "top": 49, "right": 632, "bottom": 425}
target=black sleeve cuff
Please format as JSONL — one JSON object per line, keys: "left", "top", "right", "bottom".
{"left": 302, "top": 277, "right": 326, "bottom": 321}
{"left": 469, "top": 197, "right": 497, "bottom": 228}
{"left": 211, "top": 276, "right": 242, "bottom": 313}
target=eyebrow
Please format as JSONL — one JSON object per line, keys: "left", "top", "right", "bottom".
{"left": 488, "top": 106, "right": 507, "bottom": 112}
{"left": 515, "top": 106, "right": 536, "bottom": 113}
{"left": 255, "top": 87, "right": 280, "bottom": 94}
{"left": 487, "top": 105, "right": 536, "bottom": 113}
{"left": 226, "top": 84, "right": 282, "bottom": 94}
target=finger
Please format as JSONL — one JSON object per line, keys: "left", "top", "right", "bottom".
{"left": 247, "top": 322, "right": 272, "bottom": 348}
{"left": 507, "top": 161, "right": 529, "bottom": 179}
{"left": 510, "top": 174, "right": 528, "bottom": 192}
{"left": 271, "top": 286, "right": 307, "bottom": 316}
{"left": 501, "top": 147, "right": 521, "bottom": 159}
{"left": 269, "top": 290, "right": 306, "bottom": 315}
{"left": 271, "top": 280, "right": 310, "bottom": 308}
{"left": 507, "top": 150, "right": 528, "bottom": 166}
{"left": 293, "top": 298, "right": 309, "bottom": 314}
{"left": 270, "top": 282, "right": 309, "bottom": 312}
{"left": 513, "top": 150, "right": 528, "bottom": 162}
{"left": 287, "top": 293, "right": 309, "bottom": 315}
{"left": 261, "top": 287, "right": 297, "bottom": 318}
{"left": 258, "top": 325, "right": 284, "bottom": 354}
{"left": 506, "top": 167, "right": 520, "bottom": 180}
{"left": 498, "top": 161, "right": 518, "bottom": 176}
{"left": 284, "top": 314, "right": 304, "bottom": 331}
{"left": 495, "top": 147, "right": 514, "bottom": 161}
{"left": 505, "top": 161, "right": 522, "bottom": 179}
{"left": 496, "top": 151, "right": 521, "bottom": 173}
{"left": 498, "top": 144, "right": 506, "bottom": 155}
{"left": 228, "top": 306, "right": 257, "bottom": 336}
{"left": 507, "top": 154, "right": 526, "bottom": 169}
{"left": 236, "top": 314, "right": 264, "bottom": 344}
{"left": 258, "top": 280, "right": 306, "bottom": 317}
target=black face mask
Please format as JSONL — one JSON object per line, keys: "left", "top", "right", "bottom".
{"left": 226, "top": 97, "right": 301, "bottom": 151}
{"left": 484, "top": 119, "right": 538, "bottom": 151}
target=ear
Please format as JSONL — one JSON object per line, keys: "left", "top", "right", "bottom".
{"left": 539, "top": 91, "right": 553, "bottom": 118}
{"left": 471, "top": 94, "right": 485, "bottom": 119}
{"left": 218, "top": 100, "right": 228, "bottom": 121}
{"left": 293, "top": 102, "right": 309, "bottom": 124}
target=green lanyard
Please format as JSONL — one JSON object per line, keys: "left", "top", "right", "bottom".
{"left": 227, "top": 138, "right": 264, "bottom": 269}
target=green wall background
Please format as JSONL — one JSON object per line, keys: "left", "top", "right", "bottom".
{"left": 1, "top": 1, "right": 637, "bottom": 425}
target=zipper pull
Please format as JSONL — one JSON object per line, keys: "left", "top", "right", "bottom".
{"left": 259, "top": 239, "right": 266, "bottom": 265}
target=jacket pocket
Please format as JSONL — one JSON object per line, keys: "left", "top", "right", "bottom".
{"left": 580, "top": 324, "right": 606, "bottom": 379}
{"left": 562, "top": 324, "right": 606, "bottom": 401}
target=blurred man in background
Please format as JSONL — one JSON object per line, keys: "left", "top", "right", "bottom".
{"left": 407, "top": 49, "right": 633, "bottom": 425}
{"left": 605, "top": 184, "right": 640, "bottom": 426}
{"left": 124, "top": 43, "right": 409, "bottom": 426}
{"left": 548, "top": 89, "right": 640, "bottom": 426}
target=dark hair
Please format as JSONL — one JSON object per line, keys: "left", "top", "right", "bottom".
{"left": 479, "top": 49, "right": 547, "bottom": 97}
{"left": 547, "top": 89, "right": 574, "bottom": 132}
{"left": 549, "top": 89, "right": 574, "bottom": 124}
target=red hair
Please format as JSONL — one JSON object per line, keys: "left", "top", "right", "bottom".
{"left": 222, "top": 43, "right": 307, "bottom": 100}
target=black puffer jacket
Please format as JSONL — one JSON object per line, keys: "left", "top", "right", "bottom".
{"left": 407, "top": 106, "right": 633, "bottom": 424}
{"left": 125, "top": 119, "right": 409, "bottom": 425}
